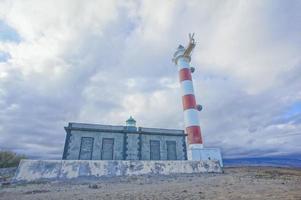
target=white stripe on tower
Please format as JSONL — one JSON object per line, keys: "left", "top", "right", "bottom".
{"left": 183, "top": 109, "right": 199, "bottom": 127}
{"left": 177, "top": 58, "right": 190, "bottom": 69}
{"left": 180, "top": 80, "right": 194, "bottom": 96}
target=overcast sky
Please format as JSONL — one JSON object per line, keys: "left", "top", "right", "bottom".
{"left": 0, "top": 0, "right": 300, "bottom": 159}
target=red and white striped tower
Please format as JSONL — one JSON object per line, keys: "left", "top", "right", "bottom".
{"left": 173, "top": 34, "right": 204, "bottom": 160}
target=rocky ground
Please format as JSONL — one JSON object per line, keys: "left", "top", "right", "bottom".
{"left": 0, "top": 167, "right": 16, "bottom": 185}
{"left": 0, "top": 167, "right": 301, "bottom": 200}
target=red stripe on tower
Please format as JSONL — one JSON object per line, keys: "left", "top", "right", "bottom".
{"left": 186, "top": 126, "right": 203, "bottom": 144}
{"left": 179, "top": 68, "right": 192, "bottom": 82}
{"left": 182, "top": 94, "right": 196, "bottom": 110}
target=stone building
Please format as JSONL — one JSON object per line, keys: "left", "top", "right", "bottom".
{"left": 62, "top": 117, "right": 187, "bottom": 160}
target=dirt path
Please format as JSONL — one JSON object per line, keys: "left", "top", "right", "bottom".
{"left": 1, "top": 167, "right": 301, "bottom": 200}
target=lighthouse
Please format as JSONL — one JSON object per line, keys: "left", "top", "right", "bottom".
{"left": 173, "top": 34, "right": 223, "bottom": 166}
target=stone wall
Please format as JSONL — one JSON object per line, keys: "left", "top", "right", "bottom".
{"left": 126, "top": 133, "right": 140, "bottom": 160}
{"left": 140, "top": 134, "right": 186, "bottom": 160}
{"left": 13, "top": 159, "right": 222, "bottom": 183}
{"left": 66, "top": 130, "right": 124, "bottom": 160}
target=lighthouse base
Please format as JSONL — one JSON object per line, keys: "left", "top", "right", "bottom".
{"left": 187, "top": 144, "right": 223, "bottom": 167}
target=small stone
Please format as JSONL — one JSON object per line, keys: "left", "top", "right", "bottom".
{"left": 88, "top": 184, "right": 98, "bottom": 189}
{"left": 1, "top": 182, "right": 11, "bottom": 186}
{"left": 182, "top": 190, "right": 187, "bottom": 193}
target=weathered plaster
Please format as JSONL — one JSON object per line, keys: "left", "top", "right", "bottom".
{"left": 13, "top": 160, "right": 222, "bottom": 183}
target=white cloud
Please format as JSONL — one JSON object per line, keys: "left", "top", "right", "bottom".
{"left": 0, "top": 0, "right": 300, "bottom": 159}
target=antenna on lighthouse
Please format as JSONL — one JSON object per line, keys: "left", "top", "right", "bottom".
{"left": 184, "top": 33, "right": 196, "bottom": 57}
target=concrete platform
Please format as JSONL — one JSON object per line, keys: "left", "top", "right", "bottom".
{"left": 188, "top": 146, "right": 223, "bottom": 167}
{"left": 13, "top": 159, "right": 222, "bottom": 183}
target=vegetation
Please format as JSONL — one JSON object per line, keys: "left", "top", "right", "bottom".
{"left": 0, "top": 150, "right": 27, "bottom": 168}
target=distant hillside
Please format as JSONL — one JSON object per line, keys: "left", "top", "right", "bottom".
{"left": 224, "top": 157, "right": 301, "bottom": 168}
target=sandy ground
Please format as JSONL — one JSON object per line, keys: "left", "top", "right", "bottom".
{"left": 0, "top": 167, "right": 301, "bottom": 200}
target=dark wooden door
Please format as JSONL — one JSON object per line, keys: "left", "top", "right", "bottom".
{"left": 150, "top": 140, "right": 160, "bottom": 160}
{"left": 101, "top": 138, "right": 114, "bottom": 160}
{"left": 79, "top": 137, "right": 94, "bottom": 160}
{"left": 166, "top": 141, "right": 177, "bottom": 160}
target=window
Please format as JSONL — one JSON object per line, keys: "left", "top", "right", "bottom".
{"left": 150, "top": 140, "right": 160, "bottom": 160}
{"left": 79, "top": 137, "right": 94, "bottom": 160}
{"left": 101, "top": 138, "right": 114, "bottom": 160}
{"left": 166, "top": 141, "right": 177, "bottom": 160}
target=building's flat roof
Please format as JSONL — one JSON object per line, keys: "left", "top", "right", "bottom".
{"left": 65, "top": 122, "right": 185, "bottom": 136}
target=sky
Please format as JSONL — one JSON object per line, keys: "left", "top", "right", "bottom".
{"left": 0, "top": 0, "right": 300, "bottom": 159}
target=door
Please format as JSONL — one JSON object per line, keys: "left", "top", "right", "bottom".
{"left": 166, "top": 141, "right": 177, "bottom": 160}
{"left": 79, "top": 137, "right": 94, "bottom": 160}
{"left": 150, "top": 140, "right": 160, "bottom": 160}
{"left": 101, "top": 138, "right": 114, "bottom": 160}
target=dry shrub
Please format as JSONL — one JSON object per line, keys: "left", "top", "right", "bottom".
{"left": 0, "top": 151, "right": 27, "bottom": 168}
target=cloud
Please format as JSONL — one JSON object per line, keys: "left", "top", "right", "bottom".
{"left": 0, "top": 0, "right": 300, "bottom": 159}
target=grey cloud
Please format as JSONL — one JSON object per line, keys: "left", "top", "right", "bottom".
{"left": 0, "top": 0, "right": 300, "bottom": 159}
